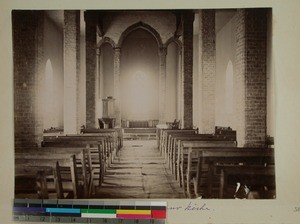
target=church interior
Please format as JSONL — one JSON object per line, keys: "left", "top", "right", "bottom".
{"left": 13, "top": 9, "right": 275, "bottom": 199}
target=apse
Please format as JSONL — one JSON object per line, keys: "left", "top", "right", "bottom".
{"left": 120, "top": 28, "right": 159, "bottom": 121}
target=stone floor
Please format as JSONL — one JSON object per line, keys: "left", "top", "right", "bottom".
{"left": 94, "top": 139, "right": 185, "bottom": 199}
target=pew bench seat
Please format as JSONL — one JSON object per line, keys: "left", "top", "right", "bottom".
{"left": 189, "top": 147, "right": 274, "bottom": 199}
{"left": 215, "top": 164, "right": 276, "bottom": 199}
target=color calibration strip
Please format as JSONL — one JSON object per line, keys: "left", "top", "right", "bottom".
{"left": 13, "top": 199, "right": 166, "bottom": 223}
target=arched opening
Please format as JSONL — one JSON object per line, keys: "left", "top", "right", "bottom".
{"left": 225, "top": 60, "right": 234, "bottom": 115}
{"left": 96, "top": 43, "right": 114, "bottom": 119}
{"left": 43, "top": 59, "right": 56, "bottom": 130}
{"left": 224, "top": 60, "right": 234, "bottom": 127}
{"left": 215, "top": 60, "right": 235, "bottom": 128}
{"left": 120, "top": 28, "right": 159, "bottom": 123}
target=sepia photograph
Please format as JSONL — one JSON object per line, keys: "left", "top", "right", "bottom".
{"left": 2, "top": 0, "right": 300, "bottom": 223}
{"left": 13, "top": 8, "right": 276, "bottom": 200}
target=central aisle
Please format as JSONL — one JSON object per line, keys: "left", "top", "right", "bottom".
{"left": 94, "top": 139, "right": 185, "bottom": 198}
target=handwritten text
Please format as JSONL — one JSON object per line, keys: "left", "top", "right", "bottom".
{"left": 168, "top": 202, "right": 212, "bottom": 212}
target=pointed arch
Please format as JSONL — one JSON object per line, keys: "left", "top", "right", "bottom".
{"left": 97, "top": 36, "right": 116, "bottom": 49}
{"left": 117, "top": 21, "right": 163, "bottom": 48}
{"left": 164, "top": 36, "right": 182, "bottom": 51}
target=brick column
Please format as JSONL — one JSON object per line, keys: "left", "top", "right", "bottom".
{"left": 235, "top": 9, "right": 267, "bottom": 147}
{"left": 85, "top": 11, "right": 97, "bottom": 128}
{"left": 63, "top": 10, "right": 80, "bottom": 134}
{"left": 13, "top": 11, "right": 44, "bottom": 150}
{"left": 113, "top": 47, "right": 121, "bottom": 127}
{"left": 199, "top": 10, "right": 216, "bottom": 134}
{"left": 158, "top": 47, "right": 167, "bottom": 123}
{"left": 182, "top": 11, "right": 194, "bottom": 128}
{"left": 235, "top": 9, "right": 246, "bottom": 146}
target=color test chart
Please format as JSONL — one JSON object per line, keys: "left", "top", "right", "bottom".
{"left": 13, "top": 199, "right": 167, "bottom": 223}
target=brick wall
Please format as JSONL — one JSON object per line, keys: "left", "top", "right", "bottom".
{"left": 182, "top": 11, "right": 194, "bottom": 128}
{"left": 85, "top": 11, "right": 97, "bottom": 128}
{"left": 13, "top": 11, "right": 44, "bottom": 150}
{"left": 245, "top": 9, "right": 267, "bottom": 147}
{"left": 235, "top": 9, "right": 267, "bottom": 147}
{"left": 63, "top": 11, "right": 80, "bottom": 134}
{"left": 200, "top": 10, "right": 216, "bottom": 134}
{"left": 113, "top": 47, "right": 121, "bottom": 127}
{"left": 235, "top": 10, "right": 247, "bottom": 146}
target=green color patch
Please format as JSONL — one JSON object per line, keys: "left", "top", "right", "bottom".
{"left": 81, "top": 209, "right": 116, "bottom": 214}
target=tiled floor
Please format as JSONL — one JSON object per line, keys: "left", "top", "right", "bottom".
{"left": 94, "top": 140, "right": 185, "bottom": 199}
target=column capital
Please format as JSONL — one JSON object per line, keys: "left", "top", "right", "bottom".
{"left": 96, "top": 47, "right": 101, "bottom": 56}
{"left": 113, "top": 47, "right": 121, "bottom": 53}
{"left": 159, "top": 47, "right": 167, "bottom": 57}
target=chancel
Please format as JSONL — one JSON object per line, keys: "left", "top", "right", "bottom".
{"left": 13, "top": 9, "right": 275, "bottom": 199}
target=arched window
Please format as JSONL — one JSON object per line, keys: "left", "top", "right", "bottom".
{"left": 43, "top": 59, "right": 55, "bottom": 129}
{"left": 225, "top": 60, "right": 234, "bottom": 114}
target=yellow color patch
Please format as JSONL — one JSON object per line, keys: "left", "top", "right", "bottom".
{"left": 116, "top": 210, "right": 151, "bottom": 215}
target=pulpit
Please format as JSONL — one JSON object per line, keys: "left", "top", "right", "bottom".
{"left": 99, "top": 97, "right": 116, "bottom": 129}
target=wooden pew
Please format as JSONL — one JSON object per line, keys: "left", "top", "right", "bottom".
{"left": 188, "top": 147, "right": 274, "bottom": 198}
{"left": 167, "top": 133, "right": 226, "bottom": 176}
{"left": 216, "top": 164, "right": 275, "bottom": 199}
{"left": 43, "top": 142, "right": 109, "bottom": 197}
{"left": 15, "top": 151, "right": 87, "bottom": 199}
{"left": 178, "top": 140, "right": 237, "bottom": 196}
{"left": 41, "top": 136, "right": 115, "bottom": 169}
{"left": 157, "top": 128, "right": 186, "bottom": 155}
{"left": 40, "top": 138, "right": 112, "bottom": 189}
{"left": 36, "top": 154, "right": 88, "bottom": 199}
{"left": 42, "top": 134, "right": 116, "bottom": 149}
{"left": 40, "top": 140, "right": 110, "bottom": 194}
{"left": 159, "top": 129, "right": 198, "bottom": 158}
{"left": 54, "top": 154, "right": 87, "bottom": 199}
{"left": 177, "top": 140, "right": 237, "bottom": 184}
{"left": 156, "top": 125, "right": 168, "bottom": 147}
{"left": 42, "top": 131, "right": 121, "bottom": 157}
{"left": 80, "top": 128, "right": 123, "bottom": 148}
{"left": 84, "top": 143, "right": 108, "bottom": 196}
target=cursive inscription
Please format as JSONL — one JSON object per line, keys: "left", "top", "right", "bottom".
{"left": 168, "top": 202, "right": 212, "bottom": 212}
{"left": 184, "top": 202, "right": 210, "bottom": 211}
{"left": 168, "top": 205, "right": 183, "bottom": 211}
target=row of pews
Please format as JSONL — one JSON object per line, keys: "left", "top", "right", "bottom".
{"left": 15, "top": 128, "right": 122, "bottom": 199}
{"left": 157, "top": 127, "right": 275, "bottom": 199}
